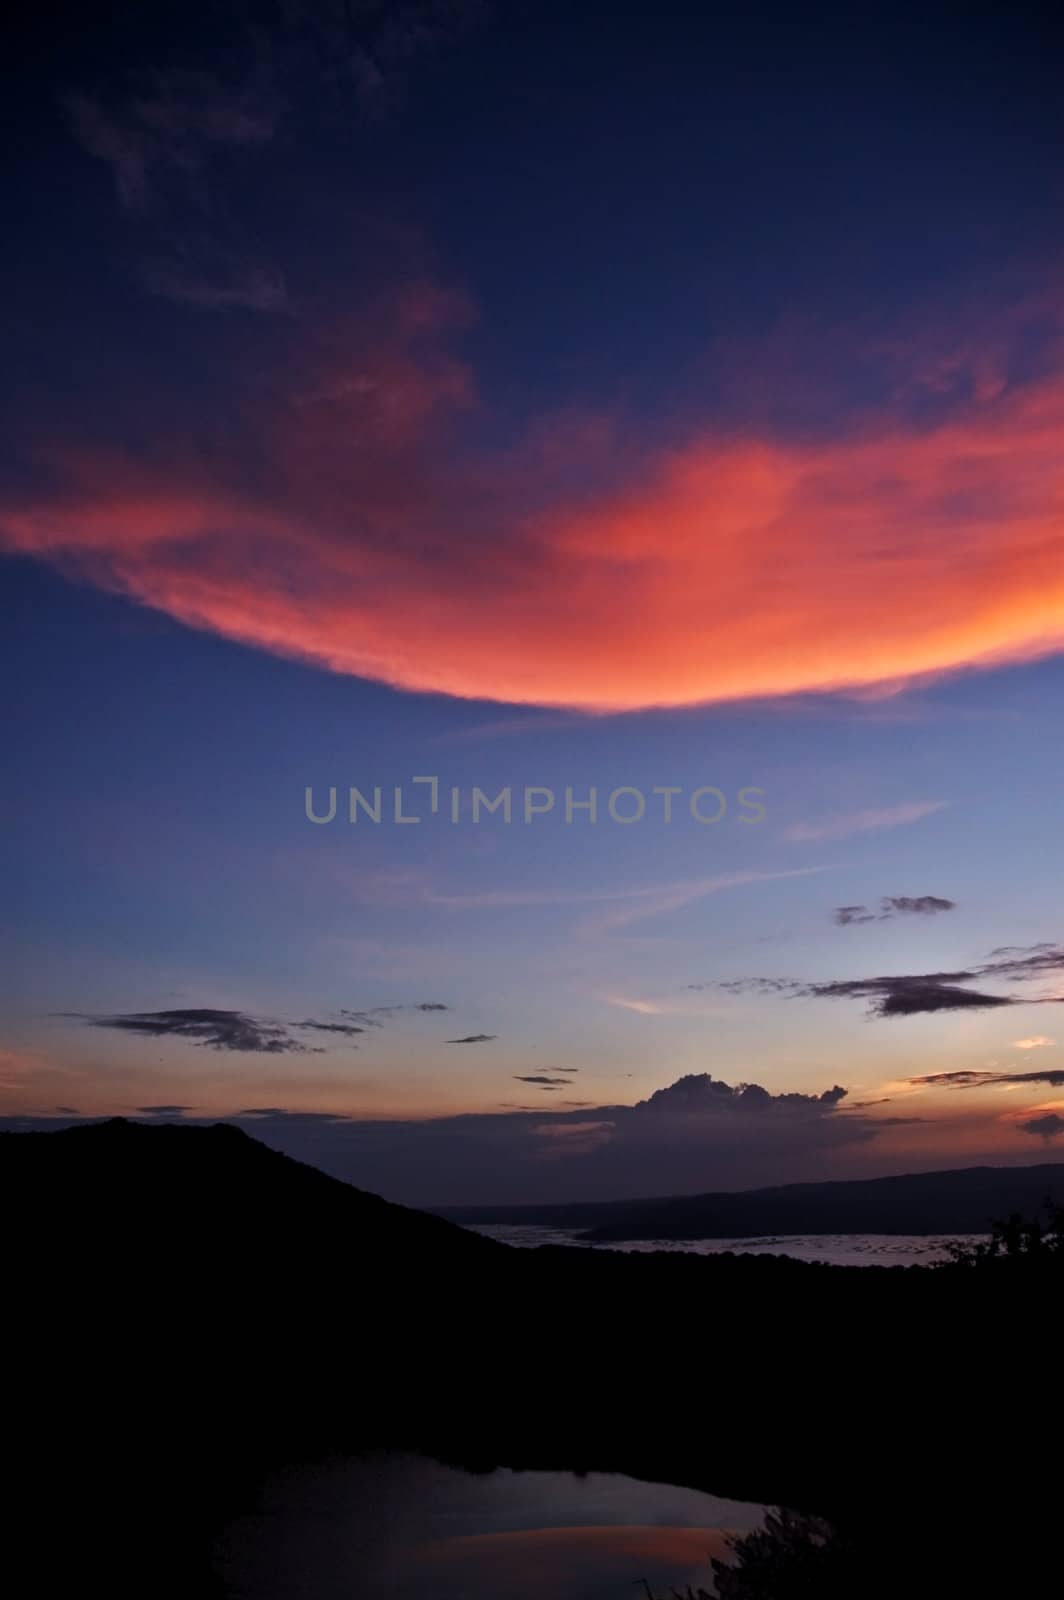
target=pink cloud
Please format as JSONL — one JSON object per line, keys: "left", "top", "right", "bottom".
{"left": 7, "top": 287, "right": 1064, "bottom": 711}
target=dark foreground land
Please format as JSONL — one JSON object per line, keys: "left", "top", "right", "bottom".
{"left": 5, "top": 1120, "right": 1061, "bottom": 1598}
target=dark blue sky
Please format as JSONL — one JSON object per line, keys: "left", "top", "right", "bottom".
{"left": 4, "top": 1, "right": 1064, "bottom": 1200}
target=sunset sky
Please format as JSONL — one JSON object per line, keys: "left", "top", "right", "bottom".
{"left": 5, "top": 1, "right": 1064, "bottom": 1203}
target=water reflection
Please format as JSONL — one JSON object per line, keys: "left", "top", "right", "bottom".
{"left": 215, "top": 1453, "right": 767, "bottom": 1598}
{"left": 471, "top": 1225, "right": 984, "bottom": 1265}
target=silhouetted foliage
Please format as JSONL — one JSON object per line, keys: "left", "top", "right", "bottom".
{"left": 637, "top": 1509, "right": 851, "bottom": 1599}
{"left": 710, "top": 1509, "right": 851, "bottom": 1598}
{"left": 940, "top": 1198, "right": 1064, "bottom": 1268}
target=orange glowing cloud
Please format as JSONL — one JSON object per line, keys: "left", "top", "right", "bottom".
{"left": 5, "top": 291, "right": 1064, "bottom": 710}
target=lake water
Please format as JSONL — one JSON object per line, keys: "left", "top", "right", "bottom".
{"left": 468, "top": 1224, "right": 984, "bottom": 1266}
{"left": 214, "top": 1453, "right": 768, "bottom": 1598}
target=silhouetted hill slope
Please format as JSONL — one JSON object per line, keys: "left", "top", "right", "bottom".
{"left": 4, "top": 1121, "right": 1060, "bottom": 1600}
{"left": 3, "top": 1116, "right": 500, "bottom": 1264}
{"left": 5, "top": 1118, "right": 505, "bottom": 1598}
{"left": 440, "top": 1161, "right": 1064, "bottom": 1239}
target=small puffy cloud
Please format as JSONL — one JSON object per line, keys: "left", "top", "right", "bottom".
{"left": 808, "top": 978, "right": 1014, "bottom": 1017}
{"left": 296, "top": 1020, "right": 366, "bottom": 1039}
{"left": 983, "top": 944, "right": 1064, "bottom": 980}
{"left": 85, "top": 1007, "right": 309, "bottom": 1054}
{"left": 833, "top": 905, "right": 877, "bottom": 925}
{"left": 833, "top": 895, "right": 955, "bottom": 926}
{"left": 1013, "top": 1036, "right": 1055, "bottom": 1050}
{"left": 80, "top": 1001, "right": 461, "bottom": 1056}
{"left": 339, "top": 1010, "right": 386, "bottom": 1027}
{"left": 340, "top": 1004, "right": 450, "bottom": 1022}
{"left": 1018, "top": 1112, "right": 1064, "bottom": 1140}
{"left": 882, "top": 895, "right": 956, "bottom": 916}
{"left": 908, "top": 1068, "right": 1064, "bottom": 1089}
{"left": 722, "top": 940, "right": 1064, "bottom": 1019}
{"left": 446, "top": 1033, "right": 497, "bottom": 1044}
{"left": 635, "top": 1074, "right": 847, "bottom": 1115}
{"left": 709, "top": 977, "right": 798, "bottom": 997}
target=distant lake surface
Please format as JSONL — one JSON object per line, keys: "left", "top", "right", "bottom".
{"left": 215, "top": 1453, "right": 767, "bottom": 1598}
{"left": 468, "top": 1224, "right": 985, "bottom": 1266}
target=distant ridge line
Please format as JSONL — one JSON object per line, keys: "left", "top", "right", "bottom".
{"left": 435, "top": 1161, "right": 1064, "bottom": 1241}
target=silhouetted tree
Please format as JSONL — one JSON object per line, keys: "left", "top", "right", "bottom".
{"left": 637, "top": 1508, "right": 852, "bottom": 1599}
{"left": 942, "top": 1198, "right": 1063, "bottom": 1268}
{"left": 710, "top": 1508, "right": 852, "bottom": 1598}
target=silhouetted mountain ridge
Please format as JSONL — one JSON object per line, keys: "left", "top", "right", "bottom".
{"left": 5, "top": 1118, "right": 1060, "bottom": 1600}
{"left": 438, "top": 1160, "right": 1064, "bottom": 1239}
{"left": 3, "top": 1115, "right": 501, "bottom": 1262}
